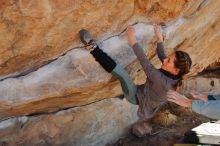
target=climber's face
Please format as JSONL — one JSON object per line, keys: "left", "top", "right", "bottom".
{"left": 161, "top": 53, "right": 180, "bottom": 75}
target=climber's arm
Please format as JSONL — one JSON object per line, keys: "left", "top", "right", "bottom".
{"left": 154, "top": 25, "right": 167, "bottom": 62}
{"left": 126, "top": 26, "right": 166, "bottom": 83}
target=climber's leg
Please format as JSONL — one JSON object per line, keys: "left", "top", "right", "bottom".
{"left": 112, "top": 64, "right": 138, "bottom": 105}
{"left": 89, "top": 45, "right": 138, "bottom": 105}
{"left": 79, "top": 29, "right": 138, "bottom": 105}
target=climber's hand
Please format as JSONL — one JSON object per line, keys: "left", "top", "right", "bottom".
{"left": 84, "top": 43, "right": 97, "bottom": 51}
{"left": 153, "top": 24, "right": 163, "bottom": 42}
{"left": 167, "top": 90, "right": 192, "bottom": 108}
{"left": 126, "top": 26, "right": 137, "bottom": 46}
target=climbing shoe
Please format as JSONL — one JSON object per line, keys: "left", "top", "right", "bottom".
{"left": 79, "top": 29, "right": 94, "bottom": 45}
{"left": 79, "top": 29, "right": 97, "bottom": 51}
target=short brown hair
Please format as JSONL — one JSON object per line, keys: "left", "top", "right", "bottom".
{"left": 175, "top": 51, "right": 192, "bottom": 77}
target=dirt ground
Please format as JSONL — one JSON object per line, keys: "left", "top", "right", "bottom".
{"left": 110, "top": 104, "right": 210, "bottom": 146}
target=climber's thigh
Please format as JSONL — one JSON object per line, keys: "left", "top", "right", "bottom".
{"left": 112, "top": 65, "right": 138, "bottom": 105}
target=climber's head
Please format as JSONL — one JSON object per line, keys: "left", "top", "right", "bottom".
{"left": 161, "top": 51, "right": 192, "bottom": 77}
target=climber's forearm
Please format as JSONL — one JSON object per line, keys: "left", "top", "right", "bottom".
{"left": 154, "top": 25, "right": 167, "bottom": 62}
{"left": 154, "top": 24, "right": 163, "bottom": 43}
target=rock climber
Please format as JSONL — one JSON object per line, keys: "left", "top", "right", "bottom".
{"left": 79, "top": 24, "right": 192, "bottom": 137}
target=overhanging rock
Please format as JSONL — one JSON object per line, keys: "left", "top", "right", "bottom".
{"left": 0, "top": 23, "right": 154, "bottom": 120}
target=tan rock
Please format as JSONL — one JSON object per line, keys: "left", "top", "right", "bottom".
{"left": 0, "top": 0, "right": 219, "bottom": 122}
{"left": 0, "top": 0, "right": 188, "bottom": 79}
{"left": 178, "top": 76, "right": 220, "bottom": 95}
{"left": 0, "top": 98, "right": 138, "bottom": 146}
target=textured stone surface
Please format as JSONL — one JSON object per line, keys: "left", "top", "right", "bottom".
{"left": 0, "top": 1, "right": 220, "bottom": 146}
{"left": 0, "top": 98, "right": 138, "bottom": 146}
{"left": 0, "top": 23, "right": 152, "bottom": 120}
{"left": 0, "top": 76, "right": 218, "bottom": 146}
{"left": 0, "top": 0, "right": 188, "bottom": 79}
{"left": 0, "top": 0, "right": 220, "bottom": 120}
{"left": 178, "top": 76, "right": 220, "bottom": 95}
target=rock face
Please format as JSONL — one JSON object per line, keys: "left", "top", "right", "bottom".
{"left": 0, "top": 0, "right": 220, "bottom": 120}
{"left": 0, "top": 76, "right": 218, "bottom": 146}
{"left": 0, "top": 0, "right": 220, "bottom": 145}
{"left": 179, "top": 77, "right": 220, "bottom": 95}
{"left": 0, "top": 0, "right": 188, "bottom": 79}
{"left": 0, "top": 23, "right": 153, "bottom": 120}
{"left": 0, "top": 98, "right": 138, "bottom": 146}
